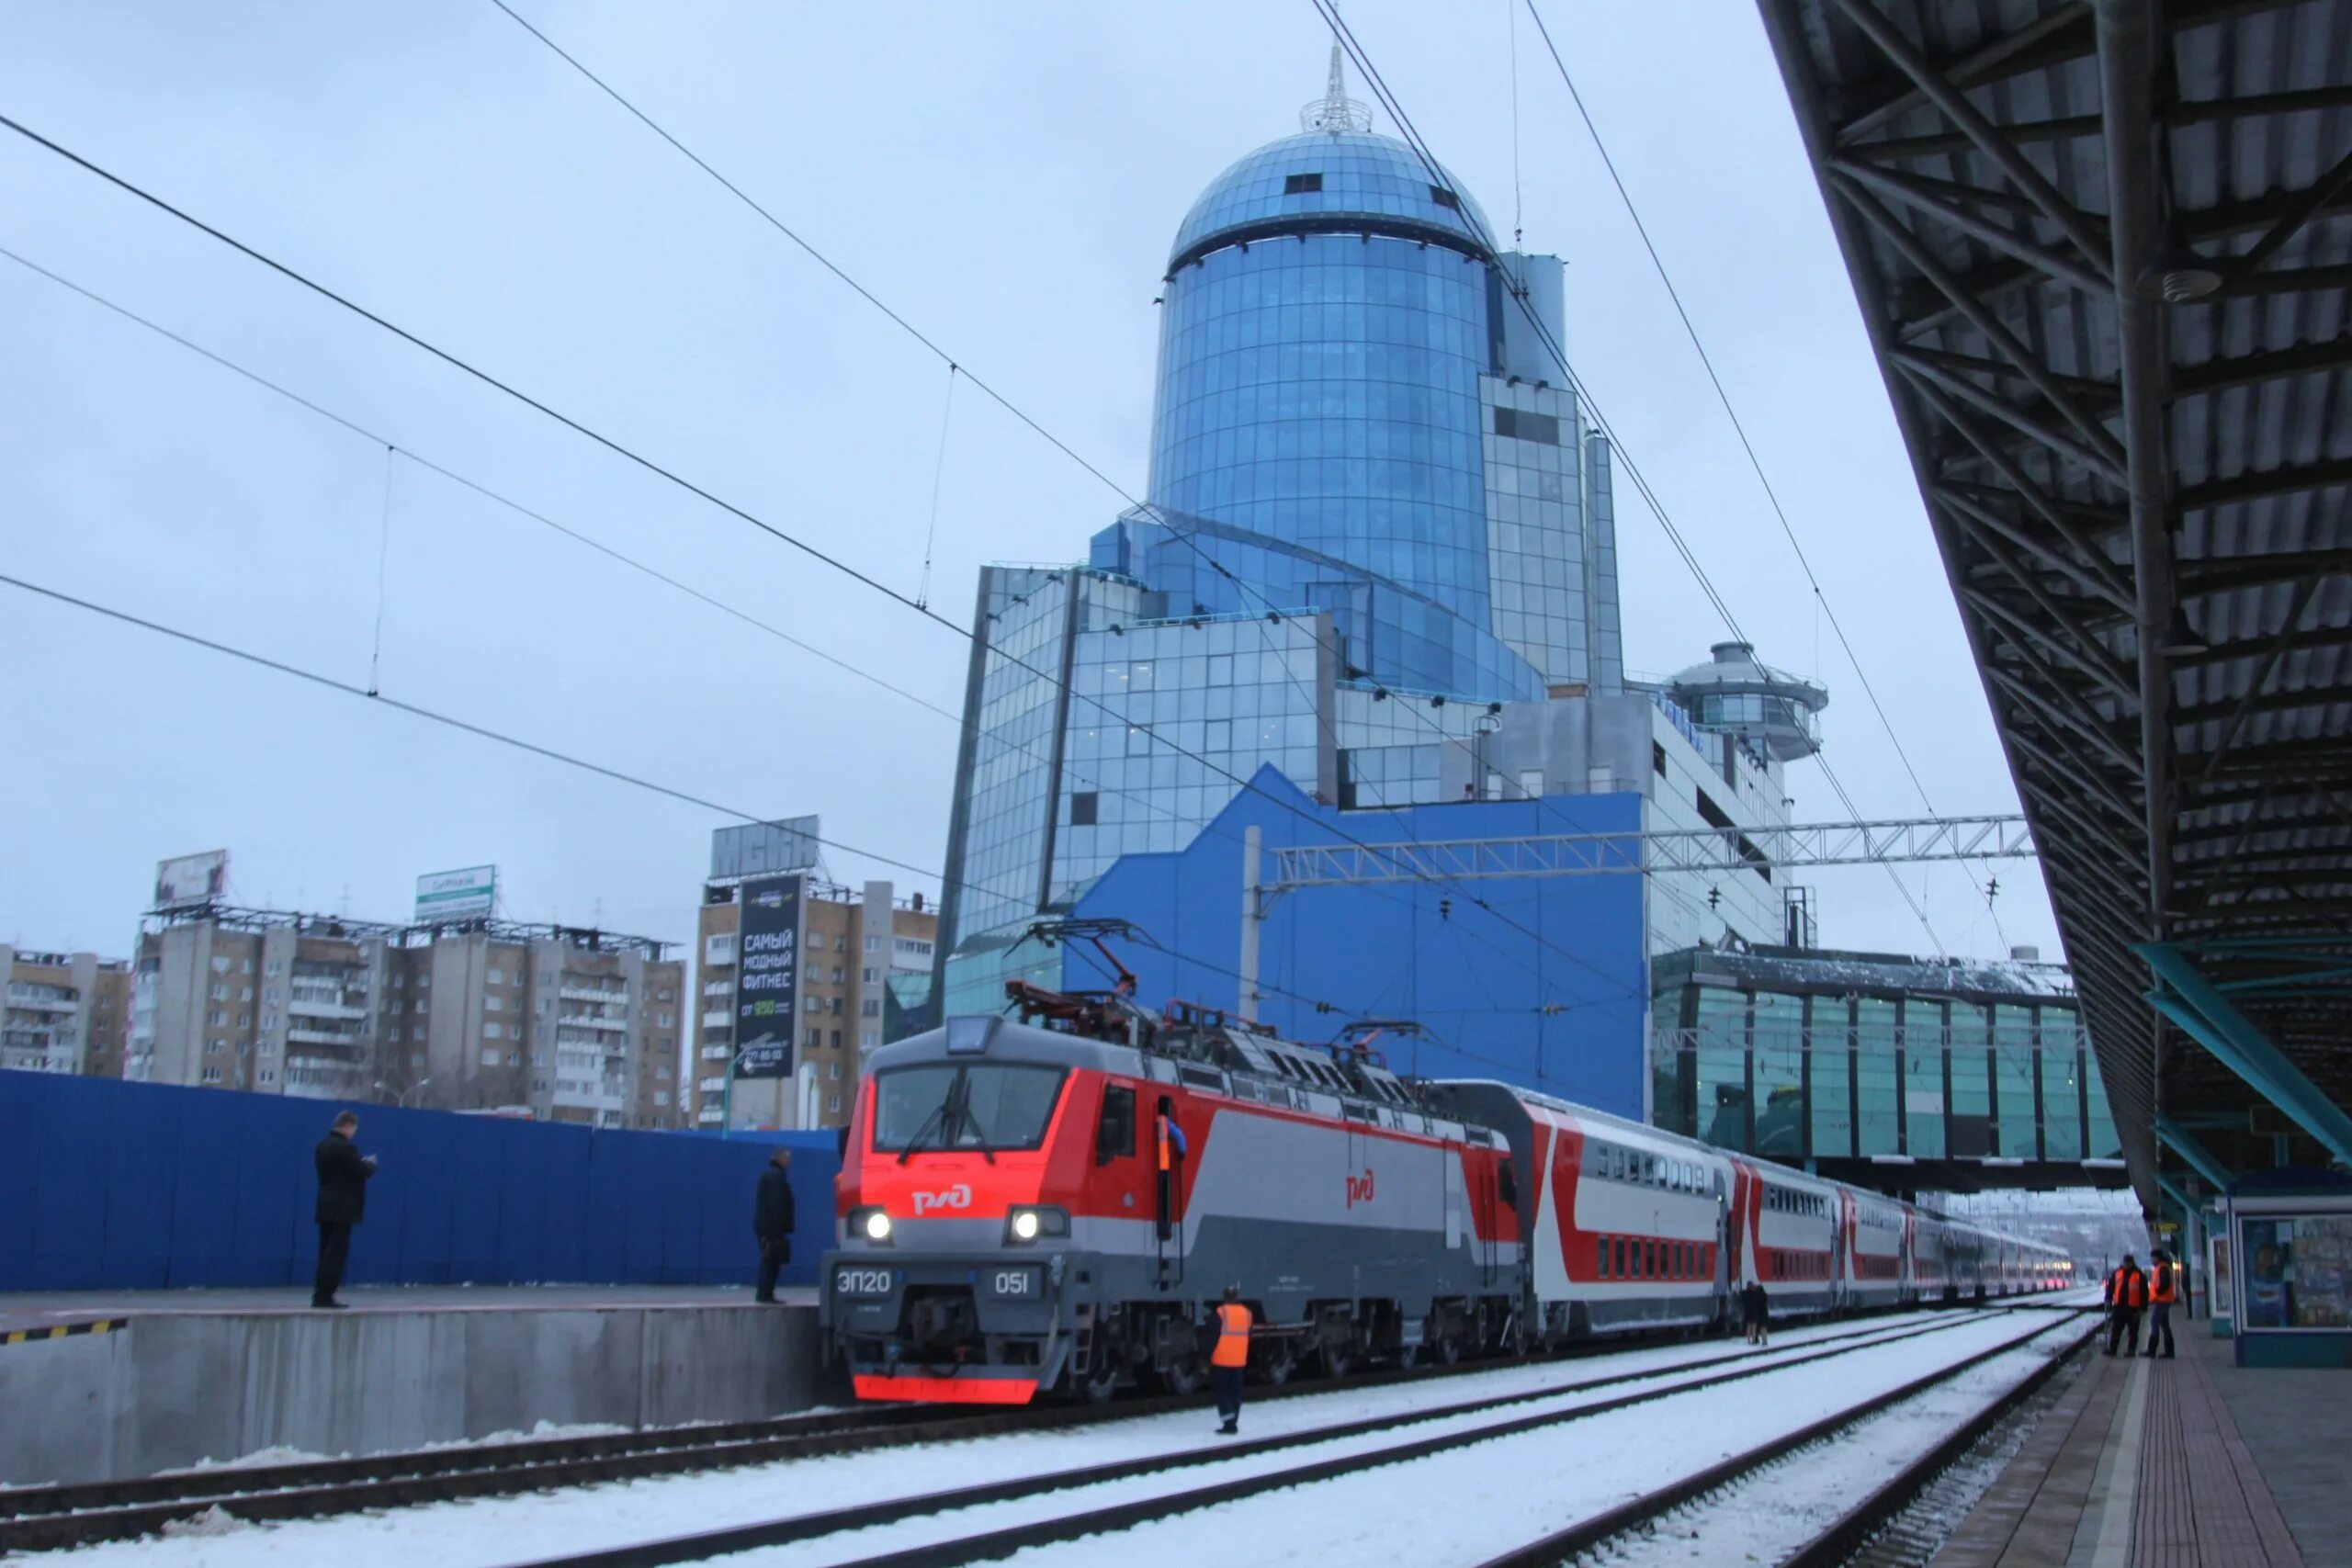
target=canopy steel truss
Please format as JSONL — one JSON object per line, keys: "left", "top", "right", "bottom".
{"left": 1266, "top": 815, "right": 2034, "bottom": 890}
{"left": 1759, "top": 0, "right": 2352, "bottom": 1205}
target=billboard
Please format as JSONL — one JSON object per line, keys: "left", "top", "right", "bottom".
{"left": 711, "top": 817, "right": 821, "bottom": 881}
{"left": 415, "top": 865, "right": 497, "bottom": 923}
{"left": 734, "top": 874, "right": 802, "bottom": 1080}
{"left": 154, "top": 850, "right": 228, "bottom": 909}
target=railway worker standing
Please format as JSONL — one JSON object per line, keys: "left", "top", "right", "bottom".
{"left": 1210, "top": 1284, "right": 1252, "bottom": 1436}
{"left": 311, "top": 1111, "right": 377, "bottom": 1310}
{"left": 1743, "top": 1279, "right": 1770, "bottom": 1345}
{"left": 2144, "top": 1248, "right": 2178, "bottom": 1359}
{"left": 753, "top": 1146, "right": 796, "bottom": 1304}
{"left": 2104, "top": 1253, "right": 2148, "bottom": 1357}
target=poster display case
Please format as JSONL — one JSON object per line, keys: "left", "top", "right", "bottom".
{"left": 2226, "top": 1170, "right": 2352, "bottom": 1368}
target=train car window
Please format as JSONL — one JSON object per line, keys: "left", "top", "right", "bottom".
{"left": 1597, "top": 1236, "right": 1610, "bottom": 1278}
{"left": 1615, "top": 1237, "right": 1628, "bottom": 1277}
{"left": 1096, "top": 1084, "right": 1136, "bottom": 1164}
{"left": 1498, "top": 1159, "right": 1519, "bottom": 1211}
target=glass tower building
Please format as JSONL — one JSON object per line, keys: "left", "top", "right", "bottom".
{"left": 937, "top": 62, "right": 1625, "bottom": 1006}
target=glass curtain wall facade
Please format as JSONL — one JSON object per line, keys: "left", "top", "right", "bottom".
{"left": 1653, "top": 946, "right": 2123, "bottom": 1173}
{"left": 938, "top": 96, "right": 1632, "bottom": 997}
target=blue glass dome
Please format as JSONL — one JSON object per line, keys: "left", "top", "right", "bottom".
{"left": 1168, "top": 130, "right": 1494, "bottom": 271}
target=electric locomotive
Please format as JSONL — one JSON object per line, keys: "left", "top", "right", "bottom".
{"left": 821, "top": 969, "right": 1520, "bottom": 1404}
{"left": 820, "top": 963, "right": 2075, "bottom": 1404}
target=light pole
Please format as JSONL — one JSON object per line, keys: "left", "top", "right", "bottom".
{"left": 373, "top": 1077, "right": 433, "bottom": 1109}
{"left": 718, "top": 1047, "right": 763, "bottom": 1138}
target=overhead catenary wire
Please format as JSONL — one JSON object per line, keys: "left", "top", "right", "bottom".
{"left": 0, "top": 243, "right": 1385, "bottom": 903}
{"left": 425, "top": 28, "right": 1671, "bottom": 1009}
{"left": 1312, "top": 0, "right": 1957, "bottom": 955}
{"left": 916, "top": 363, "right": 956, "bottom": 612}
{"left": 0, "top": 117, "right": 1645, "bottom": 1021}
{"left": 1515, "top": 0, "right": 2006, "bottom": 952}
{"left": 0, "top": 243, "right": 1643, "bottom": 1050}
{"left": 8, "top": 562, "right": 1604, "bottom": 1087}
{"left": 0, "top": 566, "right": 1402, "bottom": 1032}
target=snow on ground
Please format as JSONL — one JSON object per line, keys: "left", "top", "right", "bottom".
{"left": 1585, "top": 1325, "right": 2086, "bottom": 1568}
{"left": 43, "top": 1305, "right": 2074, "bottom": 1568}
{"left": 914, "top": 1314, "right": 2086, "bottom": 1568}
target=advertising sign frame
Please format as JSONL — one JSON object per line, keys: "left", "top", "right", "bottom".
{"left": 733, "top": 874, "right": 802, "bottom": 1083}
{"left": 2225, "top": 1182, "right": 2352, "bottom": 1366}
{"left": 414, "top": 865, "right": 498, "bottom": 923}
{"left": 153, "top": 850, "right": 229, "bottom": 909}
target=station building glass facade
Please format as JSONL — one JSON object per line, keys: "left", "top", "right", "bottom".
{"left": 938, "top": 95, "right": 1630, "bottom": 1001}
{"left": 1652, "top": 945, "right": 2123, "bottom": 1178}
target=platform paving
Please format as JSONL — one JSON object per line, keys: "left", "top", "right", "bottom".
{"left": 1933, "top": 1321, "right": 2311, "bottom": 1567}
{"left": 2187, "top": 1326, "right": 2351, "bottom": 1565}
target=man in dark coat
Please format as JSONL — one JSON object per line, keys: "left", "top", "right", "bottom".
{"left": 753, "top": 1146, "right": 796, "bottom": 1303}
{"left": 312, "top": 1111, "right": 377, "bottom": 1309}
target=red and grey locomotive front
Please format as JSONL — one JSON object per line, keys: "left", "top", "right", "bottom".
{"left": 822, "top": 1013, "right": 1114, "bottom": 1404}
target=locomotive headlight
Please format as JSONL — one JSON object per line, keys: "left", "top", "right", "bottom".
{"left": 1011, "top": 1210, "right": 1041, "bottom": 1241}
{"left": 857, "top": 1208, "right": 892, "bottom": 1242}
{"left": 1004, "top": 1206, "right": 1069, "bottom": 1245}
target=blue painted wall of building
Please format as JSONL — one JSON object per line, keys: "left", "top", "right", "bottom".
{"left": 1069, "top": 766, "right": 1650, "bottom": 1117}
{"left": 0, "top": 1072, "right": 836, "bottom": 1292}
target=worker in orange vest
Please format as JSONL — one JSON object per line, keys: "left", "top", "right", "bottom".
{"left": 1210, "top": 1283, "right": 1252, "bottom": 1435}
{"left": 2104, "top": 1254, "right": 2148, "bottom": 1357}
{"left": 2144, "top": 1248, "right": 2178, "bottom": 1359}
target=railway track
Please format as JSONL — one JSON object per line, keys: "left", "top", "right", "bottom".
{"left": 496, "top": 1305, "right": 2081, "bottom": 1568}
{"left": 1472, "top": 1312, "right": 2098, "bottom": 1566}
{"left": 0, "top": 1300, "right": 2066, "bottom": 1556}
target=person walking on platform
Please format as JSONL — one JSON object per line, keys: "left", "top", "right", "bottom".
{"left": 311, "top": 1111, "right": 377, "bottom": 1310}
{"left": 2104, "top": 1253, "right": 2148, "bottom": 1357}
{"left": 753, "top": 1146, "right": 796, "bottom": 1304}
{"left": 2144, "top": 1248, "right": 2178, "bottom": 1359}
{"left": 1210, "top": 1284, "right": 1252, "bottom": 1436}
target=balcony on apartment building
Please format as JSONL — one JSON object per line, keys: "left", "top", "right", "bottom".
{"left": 558, "top": 981, "right": 629, "bottom": 1006}
{"left": 286, "top": 1021, "right": 369, "bottom": 1049}
{"left": 4, "top": 984, "right": 79, "bottom": 1014}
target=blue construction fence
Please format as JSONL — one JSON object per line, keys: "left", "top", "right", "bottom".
{"left": 0, "top": 1071, "right": 839, "bottom": 1292}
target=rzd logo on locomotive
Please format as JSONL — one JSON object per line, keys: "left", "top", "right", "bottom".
{"left": 912, "top": 1184, "right": 973, "bottom": 1216}
{"left": 1345, "top": 1168, "right": 1375, "bottom": 1209}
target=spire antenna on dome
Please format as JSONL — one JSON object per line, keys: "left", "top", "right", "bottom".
{"left": 1301, "top": 40, "right": 1374, "bottom": 133}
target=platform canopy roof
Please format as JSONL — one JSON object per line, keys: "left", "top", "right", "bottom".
{"left": 1758, "top": 0, "right": 2352, "bottom": 1205}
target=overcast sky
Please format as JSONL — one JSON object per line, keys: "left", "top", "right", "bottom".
{"left": 0, "top": 0, "right": 2060, "bottom": 967}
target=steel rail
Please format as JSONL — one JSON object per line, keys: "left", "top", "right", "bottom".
{"left": 0, "top": 1303, "right": 2003, "bottom": 1553}
{"left": 1472, "top": 1312, "right": 2098, "bottom": 1567}
{"left": 506, "top": 1305, "right": 2084, "bottom": 1568}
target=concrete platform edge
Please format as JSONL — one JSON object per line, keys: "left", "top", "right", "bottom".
{"left": 0, "top": 1304, "right": 823, "bottom": 1485}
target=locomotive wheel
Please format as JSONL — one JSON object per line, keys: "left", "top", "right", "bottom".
{"left": 1255, "top": 1345, "right": 1296, "bottom": 1386}
{"left": 1080, "top": 1352, "right": 1123, "bottom": 1404}
{"left": 1157, "top": 1356, "right": 1205, "bottom": 1397}
{"left": 1433, "top": 1326, "right": 1465, "bottom": 1366}
{"left": 1319, "top": 1342, "right": 1355, "bottom": 1380}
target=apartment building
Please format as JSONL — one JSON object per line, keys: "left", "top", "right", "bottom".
{"left": 127, "top": 910, "right": 396, "bottom": 1099}
{"left": 129, "top": 907, "right": 684, "bottom": 1126}
{"left": 691, "top": 874, "right": 937, "bottom": 1133}
{"left": 376, "top": 924, "right": 684, "bottom": 1129}
{"left": 2, "top": 945, "right": 131, "bottom": 1077}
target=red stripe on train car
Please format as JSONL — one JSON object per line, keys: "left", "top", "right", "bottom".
{"left": 853, "top": 1373, "right": 1039, "bottom": 1404}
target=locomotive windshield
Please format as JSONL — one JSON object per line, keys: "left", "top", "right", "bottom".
{"left": 872, "top": 1064, "right": 1068, "bottom": 1155}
